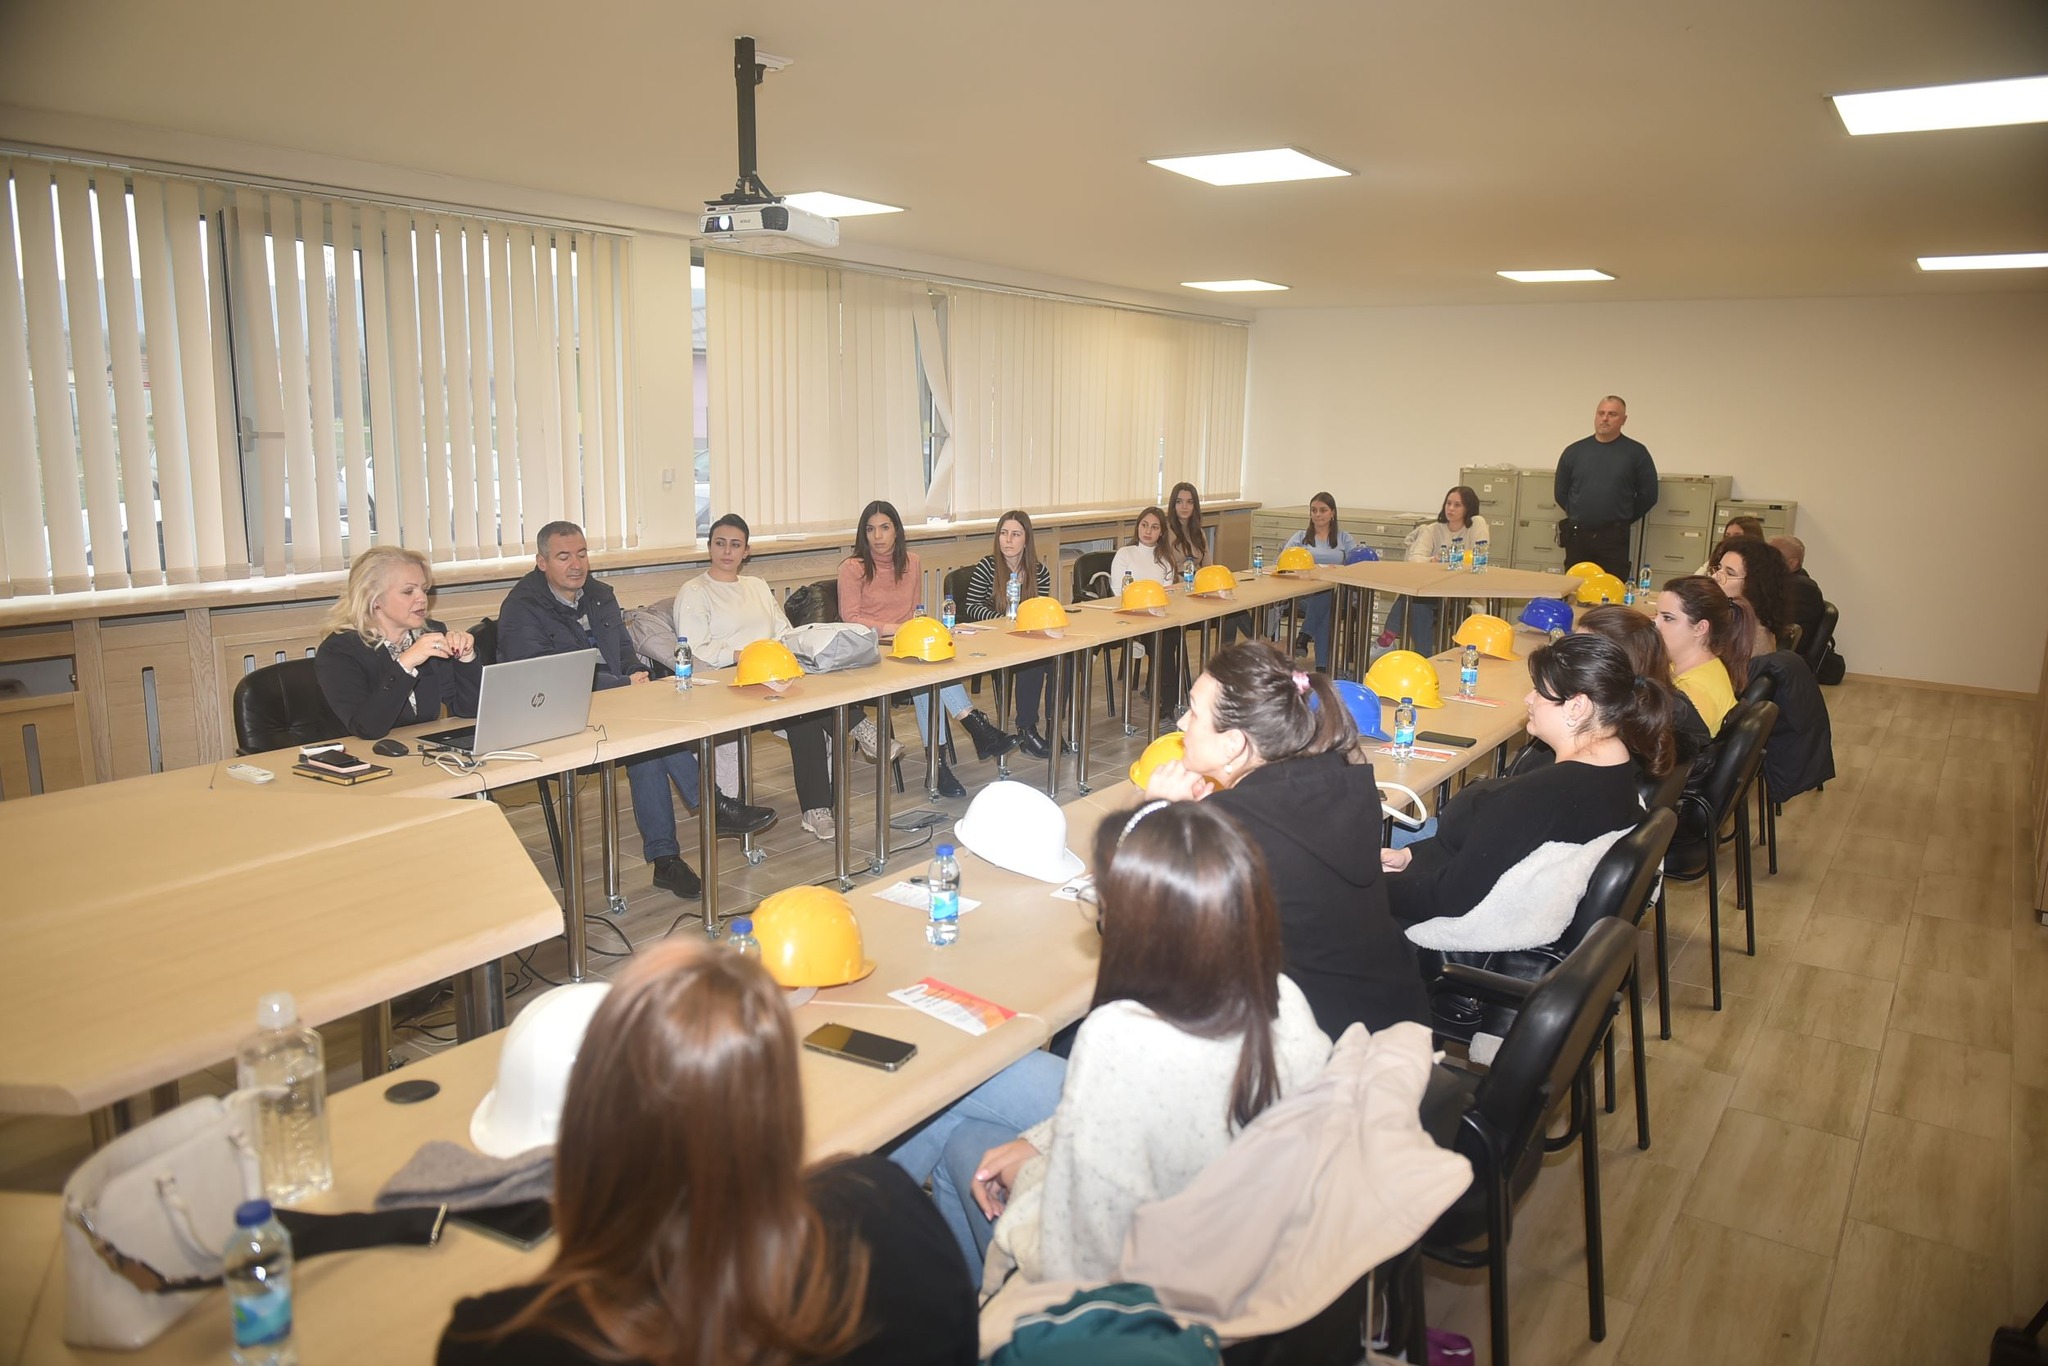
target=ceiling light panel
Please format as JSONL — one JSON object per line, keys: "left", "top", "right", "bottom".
{"left": 1831, "top": 74, "right": 2048, "bottom": 135}
{"left": 780, "top": 191, "right": 904, "bottom": 217}
{"left": 1496, "top": 269, "right": 1615, "bottom": 283}
{"left": 1916, "top": 252, "right": 2048, "bottom": 270}
{"left": 1181, "top": 279, "right": 1290, "bottom": 292}
{"left": 1147, "top": 149, "right": 1350, "bottom": 186}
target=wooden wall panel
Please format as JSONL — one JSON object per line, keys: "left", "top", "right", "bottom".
{"left": 0, "top": 693, "right": 92, "bottom": 800}
{"left": 208, "top": 603, "right": 333, "bottom": 755}
{"left": 100, "top": 617, "right": 205, "bottom": 780}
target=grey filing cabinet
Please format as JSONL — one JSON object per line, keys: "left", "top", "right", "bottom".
{"left": 1459, "top": 465, "right": 1521, "bottom": 565}
{"left": 1512, "top": 469, "right": 1566, "bottom": 573}
{"left": 1641, "top": 473, "right": 1733, "bottom": 582}
{"left": 1250, "top": 506, "right": 1309, "bottom": 561}
{"left": 1714, "top": 499, "right": 1798, "bottom": 539}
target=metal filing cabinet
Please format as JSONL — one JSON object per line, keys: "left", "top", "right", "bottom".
{"left": 1250, "top": 506, "right": 1310, "bottom": 559}
{"left": 1641, "top": 473, "right": 1732, "bottom": 582}
{"left": 1714, "top": 499, "right": 1798, "bottom": 539}
{"left": 1459, "top": 465, "right": 1521, "bottom": 565}
{"left": 1511, "top": 470, "right": 1564, "bottom": 572}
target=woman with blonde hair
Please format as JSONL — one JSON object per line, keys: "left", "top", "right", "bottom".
{"left": 439, "top": 944, "right": 978, "bottom": 1366}
{"left": 314, "top": 545, "right": 481, "bottom": 740}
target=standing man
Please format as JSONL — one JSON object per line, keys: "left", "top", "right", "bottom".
{"left": 498, "top": 520, "right": 774, "bottom": 902}
{"left": 1554, "top": 395, "right": 1660, "bottom": 580}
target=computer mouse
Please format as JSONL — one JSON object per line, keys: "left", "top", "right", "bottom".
{"left": 373, "top": 739, "right": 410, "bottom": 757}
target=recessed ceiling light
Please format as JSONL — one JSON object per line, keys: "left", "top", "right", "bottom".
{"left": 1497, "top": 269, "right": 1615, "bottom": 283}
{"left": 1148, "top": 149, "right": 1350, "bottom": 187}
{"left": 781, "top": 191, "right": 904, "bottom": 217}
{"left": 1181, "top": 279, "right": 1290, "bottom": 292}
{"left": 1831, "top": 74, "right": 2048, "bottom": 135}
{"left": 1916, "top": 252, "right": 2048, "bottom": 271}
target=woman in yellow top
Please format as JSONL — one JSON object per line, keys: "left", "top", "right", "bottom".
{"left": 1652, "top": 575, "right": 1754, "bottom": 736}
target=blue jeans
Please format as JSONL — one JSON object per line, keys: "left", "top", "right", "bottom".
{"left": 1299, "top": 590, "right": 1334, "bottom": 670}
{"left": 1384, "top": 596, "right": 1437, "bottom": 651}
{"left": 910, "top": 683, "right": 975, "bottom": 744}
{"left": 1391, "top": 815, "right": 1438, "bottom": 848}
{"left": 625, "top": 745, "right": 703, "bottom": 862}
{"left": 887, "top": 1049, "right": 1066, "bottom": 1276}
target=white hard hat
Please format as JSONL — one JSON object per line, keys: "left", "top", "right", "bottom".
{"left": 469, "top": 982, "right": 611, "bottom": 1157}
{"left": 954, "top": 780, "right": 1085, "bottom": 885}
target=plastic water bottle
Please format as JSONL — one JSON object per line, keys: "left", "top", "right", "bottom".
{"left": 725, "top": 917, "right": 760, "bottom": 957}
{"left": 236, "top": 994, "right": 331, "bottom": 1205}
{"left": 1623, "top": 583, "right": 1636, "bottom": 606}
{"left": 1448, "top": 539, "right": 1465, "bottom": 571}
{"left": 1639, "top": 563, "right": 1654, "bottom": 596}
{"left": 1460, "top": 644, "right": 1480, "bottom": 699}
{"left": 1181, "top": 557, "right": 1196, "bottom": 591}
{"left": 674, "top": 636, "right": 693, "bottom": 691}
{"left": 1473, "top": 540, "right": 1489, "bottom": 574}
{"left": 1006, "top": 572, "right": 1022, "bottom": 621}
{"left": 1393, "top": 697, "right": 1417, "bottom": 762}
{"left": 941, "top": 594, "right": 956, "bottom": 630}
{"left": 225, "top": 1200, "right": 296, "bottom": 1366}
{"left": 926, "top": 844, "right": 961, "bottom": 946}
{"left": 1436, "top": 542, "right": 1450, "bottom": 568}
{"left": 1253, "top": 544, "right": 1264, "bottom": 576}
{"left": 1121, "top": 571, "right": 1133, "bottom": 594}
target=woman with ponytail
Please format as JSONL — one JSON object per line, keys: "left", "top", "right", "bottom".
{"left": 1654, "top": 574, "right": 1752, "bottom": 736}
{"left": 1143, "top": 640, "right": 1430, "bottom": 1037}
{"left": 1383, "top": 634, "right": 1671, "bottom": 932}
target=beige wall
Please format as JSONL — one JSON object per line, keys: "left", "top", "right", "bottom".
{"left": 1243, "top": 293, "right": 2048, "bottom": 692}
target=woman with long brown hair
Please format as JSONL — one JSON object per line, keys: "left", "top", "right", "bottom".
{"left": 1654, "top": 574, "right": 1754, "bottom": 737}
{"left": 1109, "top": 505, "right": 1187, "bottom": 711}
{"left": 439, "top": 946, "right": 977, "bottom": 1366}
{"left": 961, "top": 510, "right": 1055, "bottom": 756}
{"left": 1708, "top": 535, "right": 1789, "bottom": 654}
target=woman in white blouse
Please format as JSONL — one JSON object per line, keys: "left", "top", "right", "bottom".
{"left": 1107, "top": 505, "right": 1184, "bottom": 711}
{"left": 1377, "top": 485, "right": 1491, "bottom": 653}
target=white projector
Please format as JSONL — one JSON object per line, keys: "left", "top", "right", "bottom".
{"left": 698, "top": 202, "right": 839, "bottom": 254}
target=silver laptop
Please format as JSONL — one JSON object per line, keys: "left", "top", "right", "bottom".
{"left": 418, "top": 649, "right": 601, "bottom": 755}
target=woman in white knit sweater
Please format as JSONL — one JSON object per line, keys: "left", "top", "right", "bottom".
{"left": 892, "top": 799, "right": 1331, "bottom": 1286}
{"left": 1378, "top": 484, "right": 1492, "bottom": 653}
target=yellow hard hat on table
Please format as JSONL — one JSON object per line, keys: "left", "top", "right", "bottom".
{"left": 891, "top": 616, "right": 956, "bottom": 662}
{"left": 1192, "top": 565, "right": 1237, "bottom": 597}
{"left": 1120, "top": 579, "right": 1169, "bottom": 613}
{"left": 1274, "top": 546, "right": 1316, "bottom": 574}
{"left": 1576, "top": 572, "right": 1628, "bottom": 605}
{"left": 734, "top": 638, "right": 805, "bottom": 687}
{"left": 1567, "top": 560, "right": 1606, "bottom": 581}
{"left": 1365, "top": 649, "right": 1444, "bottom": 708}
{"left": 1013, "top": 596, "right": 1069, "bottom": 634}
{"left": 1453, "top": 613, "right": 1519, "bottom": 661}
{"left": 750, "top": 886, "right": 876, "bottom": 988}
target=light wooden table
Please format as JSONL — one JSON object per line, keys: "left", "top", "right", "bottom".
{"left": 6, "top": 785, "right": 1137, "bottom": 1366}
{"left": 1311, "top": 560, "right": 1582, "bottom": 679}
{"left": 0, "top": 785, "right": 562, "bottom": 1128}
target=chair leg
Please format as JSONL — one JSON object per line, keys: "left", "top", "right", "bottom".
{"left": 1603, "top": 1027, "right": 1618, "bottom": 1113}
{"left": 1577, "top": 1067, "right": 1608, "bottom": 1344}
{"left": 1486, "top": 1174, "right": 1513, "bottom": 1366}
{"left": 1766, "top": 783, "right": 1780, "bottom": 876}
{"left": 1707, "top": 854, "right": 1724, "bottom": 1011}
{"left": 1629, "top": 968, "right": 1651, "bottom": 1150}
{"left": 533, "top": 776, "right": 567, "bottom": 888}
{"left": 1654, "top": 884, "right": 1673, "bottom": 1040}
{"left": 1737, "top": 797, "right": 1757, "bottom": 956}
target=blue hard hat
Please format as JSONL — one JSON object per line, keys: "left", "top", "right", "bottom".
{"left": 1519, "top": 597, "right": 1574, "bottom": 634}
{"left": 1344, "top": 545, "right": 1380, "bottom": 564}
{"left": 1332, "top": 680, "right": 1391, "bottom": 741}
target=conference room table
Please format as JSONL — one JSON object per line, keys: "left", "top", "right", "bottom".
{"left": 1314, "top": 560, "right": 1583, "bottom": 680}
{"left": 0, "top": 777, "right": 563, "bottom": 1141}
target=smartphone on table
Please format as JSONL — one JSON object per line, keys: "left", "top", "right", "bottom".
{"left": 803, "top": 1023, "right": 917, "bottom": 1072}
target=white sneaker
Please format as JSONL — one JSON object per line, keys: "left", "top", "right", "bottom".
{"left": 801, "top": 807, "right": 836, "bottom": 841}
{"left": 849, "top": 716, "right": 882, "bottom": 761}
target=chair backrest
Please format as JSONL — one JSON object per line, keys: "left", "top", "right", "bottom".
{"left": 1638, "top": 752, "right": 1689, "bottom": 814}
{"left": 943, "top": 564, "right": 975, "bottom": 615}
{"left": 1687, "top": 699, "right": 1779, "bottom": 827}
{"left": 1561, "top": 808, "right": 1676, "bottom": 944}
{"left": 1465, "top": 919, "right": 1638, "bottom": 1165}
{"left": 470, "top": 616, "right": 500, "bottom": 666}
{"left": 1799, "top": 601, "right": 1839, "bottom": 673}
{"left": 1740, "top": 670, "right": 1776, "bottom": 708}
{"left": 1073, "top": 549, "right": 1116, "bottom": 602}
{"left": 231, "top": 657, "right": 346, "bottom": 755}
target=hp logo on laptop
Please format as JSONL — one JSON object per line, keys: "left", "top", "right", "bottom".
{"left": 529, "top": 692, "right": 546, "bottom": 708}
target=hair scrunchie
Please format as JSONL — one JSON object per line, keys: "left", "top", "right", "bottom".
{"left": 1291, "top": 670, "right": 1311, "bottom": 695}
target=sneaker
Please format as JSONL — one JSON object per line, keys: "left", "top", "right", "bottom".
{"left": 849, "top": 716, "right": 906, "bottom": 763}
{"left": 650, "top": 855, "right": 702, "bottom": 900}
{"left": 1376, "top": 629, "right": 1397, "bottom": 649}
{"left": 801, "top": 807, "right": 836, "bottom": 841}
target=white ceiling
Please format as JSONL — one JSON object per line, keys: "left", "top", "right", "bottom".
{"left": 2, "top": 0, "right": 2044, "bottom": 308}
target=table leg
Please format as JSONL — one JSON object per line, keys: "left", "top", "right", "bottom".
{"left": 1045, "top": 651, "right": 1065, "bottom": 796}
{"left": 1148, "top": 628, "right": 1164, "bottom": 738}
{"left": 876, "top": 695, "right": 906, "bottom": 875}
{"left": 832, "top": 704, "right": 853, "bottom": 890}
{"left": 453, "top": 959, "right": 505, "bottom": 1040}
{"left": 697, "top": 737, "right": 720, "bottom": 937}
{"left": 561, "top": 771, "right": 587, "bottom": 982}
{"left": 1076, "top": 648, "right": 1094, "bottom": 795}
{"left": 358, "top": 1002, "right": 392, "bottom": 1080}
{"left": 88, "top": 1102, "right": 136, "bottom": 1148}
{"left": 923, "top": 692, "right": 942, "bottom": 799}
{"left": 599, "top": 760, "right": 625, "bottom": 918}
{"left": 993, "top": 672, "right": 1011, "bottom": 779}
{"left": 736, "top": 729, "right": 764, "bottom": 867}
{"left": 1121, "top": 639, "right": 1135, "bottom": 733}
{"left": 150, "top": 1081, "right": 182, "bottom": 1117}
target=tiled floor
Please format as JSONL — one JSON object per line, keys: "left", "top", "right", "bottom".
{"left": 3, "top": 677, "right": 2041, "bottom": 1364}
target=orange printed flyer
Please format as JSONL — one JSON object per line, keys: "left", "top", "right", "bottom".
{"left": 888, "top": 978, "right": 1018, "bottom": 1036}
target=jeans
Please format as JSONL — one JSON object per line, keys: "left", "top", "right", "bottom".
{"left": 1384, "top": 596, "right": 1437, "bottom": 652}
{"left": 886, "top": 1049, "right": 1066, "bottom": 1277}
{"left": 1391, "top": 815, "right": 1439, "bottom": 848}
{"left": 910, "top": 683, "right": 975, "bottom": 744}
{"left": 1299, "top": 590, "right": 1334, "bottom": 669}
{"left": 624, "top": 744, "right": 703, "bottom": 862}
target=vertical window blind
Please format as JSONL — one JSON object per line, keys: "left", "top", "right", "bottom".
{"left": 1, "top": 155, "right": 634, "bottom": 596}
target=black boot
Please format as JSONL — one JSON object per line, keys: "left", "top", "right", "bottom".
{"left": 936, "top": 764, "right": 967, "bottom": 799}
{"left": 958, "top": 709, "right": 1018, "bottom": 761}
{"left": 713, "top": 793, "right": 776, "bottom": 836}
{"left": 1017, "top": 727, "right": 1050, "bottom": 759}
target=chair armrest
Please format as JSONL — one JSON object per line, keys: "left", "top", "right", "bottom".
{"left": 1431, "top": 963, "right": 1537, "bottom": 1006}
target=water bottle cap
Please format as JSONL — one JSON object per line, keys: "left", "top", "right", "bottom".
{"left": 256, "top": 992, "right": 299, "bottom": 1030}
{"left": 731, "top": 917, "right": 752, "bottom": 934}
{"left": 1400, "top": 696, "right": 1413, "bottom": 705}
{"left": 677, "top": 636, "right": 689, "bottom": 644}
{"left": 234, "top": 1199, "right": 274, "bottom": 1227}
{"left": 936, "top": 843, "right": 955, "bottom": 857}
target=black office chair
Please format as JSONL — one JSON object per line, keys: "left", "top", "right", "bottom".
{"left": 232, "top": 657, "right": 346, "bottom": 754}
{"left": 1071, "top": 549, "right": 1139, "bottom": 720}
{"left": 1637, "top": 756, "right": 1690, "bottom": 1039}
{"left": 1660, "top": 700, "right": 1778, "bottom": 1013}
{"left": 1797, "top": 601, "right": 1840, "bottom": 678}
{"left": 1418, "top": 919, "right": 1640, "bottom": 1366}
{"left": 469, "top": 618, "right": 570, "bottom": 889}
{"left": 1740, "top": 671, "right": 1779, "bottom": 875}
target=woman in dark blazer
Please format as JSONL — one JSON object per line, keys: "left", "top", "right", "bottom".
{"left": 315, "top": 546, "right": 483, "bottom": 739}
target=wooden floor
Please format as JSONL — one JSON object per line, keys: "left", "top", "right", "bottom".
{"left": 3, "top": 674, "right": 2041, "bottom": 1363}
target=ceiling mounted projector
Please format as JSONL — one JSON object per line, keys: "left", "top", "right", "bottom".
{"left": 701, "top": 36, "right": 838, "bottom": 254}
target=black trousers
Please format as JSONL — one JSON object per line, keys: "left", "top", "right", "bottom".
{"left": 1564, "top": 520, "right": 1634, "bottom": 581}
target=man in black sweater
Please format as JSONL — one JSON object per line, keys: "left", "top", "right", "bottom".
{"left": 1554, "top": 395, "right": 1659, "bottom": 580}
{"left": 498, "top": 521, "right": 773, "bottom": 901}
{"left": 1772, "top": 535, "right": 1827, "bottom": 653}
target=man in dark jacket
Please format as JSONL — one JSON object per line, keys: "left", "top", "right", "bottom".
{"left": 1554, "top": 395, "right": 1659, "bottom": 580}
{"left": 1772, "top": 536, "right": 1827, "bottom": 654}
{"left": 498, "top": 521, "right": 773, "bottom": 900}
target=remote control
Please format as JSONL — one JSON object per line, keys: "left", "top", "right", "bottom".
{"left": 225, "top": 763, "right": 276, "bottom": 785}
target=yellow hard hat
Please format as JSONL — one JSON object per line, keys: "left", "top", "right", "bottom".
{"left": 1128, "top": 731, "right": 1187, "bottom": 788}
{"left": 1192, "top": 564, "right": 1237, "bottom": 597}
{"left": 1576, "top": 572, "right": 1628, "bottom": 605}
{"left": 1012, "top": 596, "right": 1070, "bottom": 634}
{"left": 1567, "top": 560, "right": 1606, "bottom": 581}
{"left": 891, "top": 615, "right": 956, "bottom": 662}
{"left": 734, "top": 638, "right": 804, "bottom": 687}
{"left": 1274, "top": 545, "right": 1316, "bottom": 574}
{"left": 749, "top": 886, "right": 875, "bottom": 989}
{"left": 1120, "top": 579, "right": 1169, "bottom": 613}
{"left": 1452, "top": 613, "right": 1519, "bottom": 661}
{"left": 1365, "top": 649, "right": 1444, "bottom": 709}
